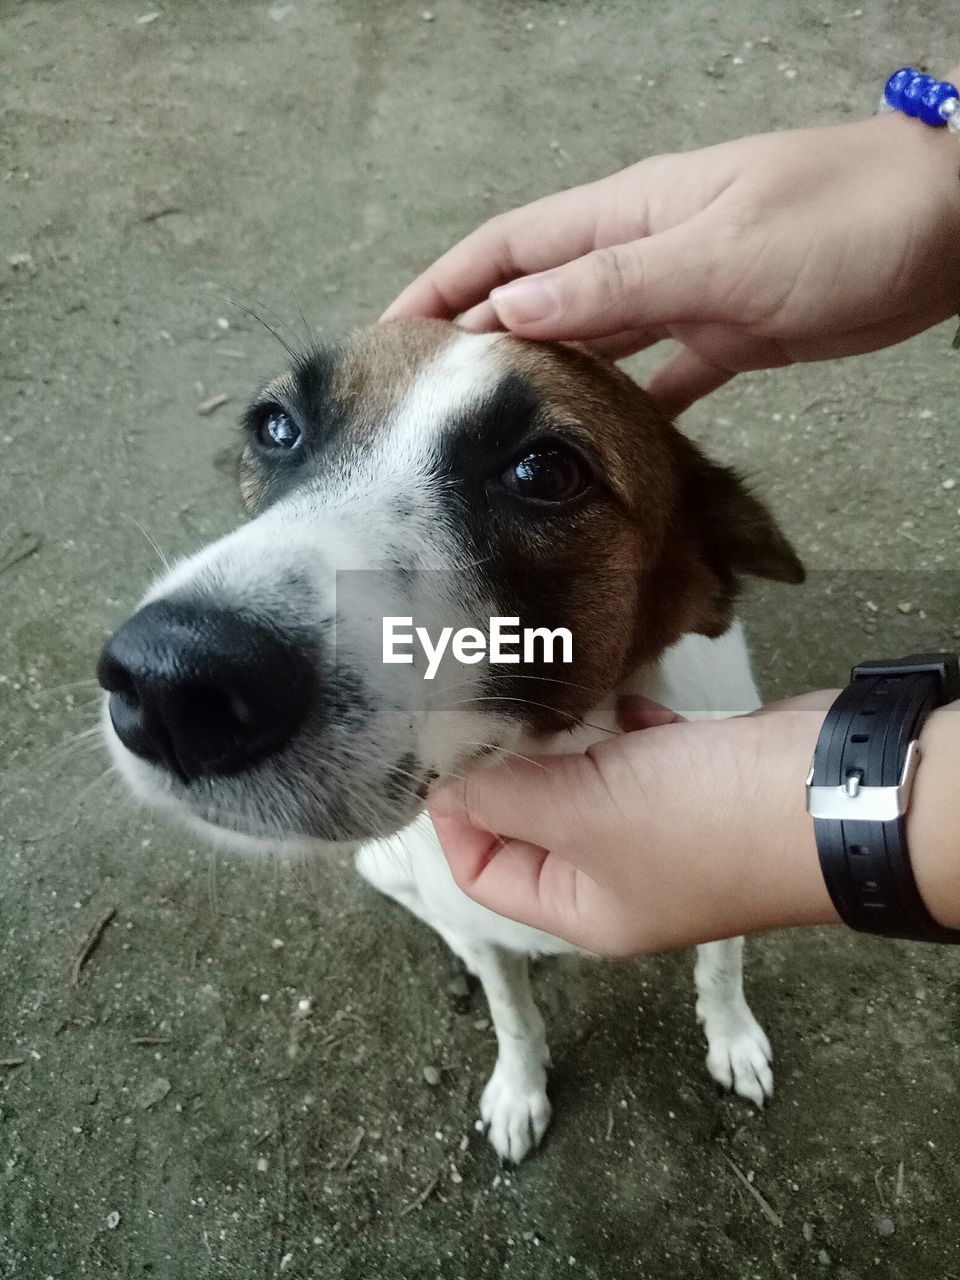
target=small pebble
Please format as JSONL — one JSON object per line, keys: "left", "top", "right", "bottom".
{"left": 802, "top": 1222, "right": 814, "bottom": 1242}
{"left": 897, "top": 601, "right": 914, "bottom": 614}
{"left": 941, "top": 478, "right": 956, "bottom": 491}
{"left": 422, "top": 1065, "right": 441, "bottom": 1086}
{"left": 137, "top": 1076, "right": 171, "bottom": 1110}
{"left": 137, "top": 11, "right": 160, "bottom": 24}
{"left": 421, "top": 9, "right": 434, "bottom": 19}
{"left": 875, "top": 1214, "right": 896, "bottom": 1238}
{"left": 818, "top": 1249, "right": 831, "bottom": 1266}
{"left": 106, "top": 1211, "right": 121, "bottom": 1230}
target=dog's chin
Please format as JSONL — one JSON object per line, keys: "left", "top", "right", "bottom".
{"left": 103, "top": 719, "right": 425, "bottom": 858}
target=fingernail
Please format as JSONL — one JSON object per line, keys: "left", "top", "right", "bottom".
{"left": 490, "top": 273, "right": 560, "bottom": 326}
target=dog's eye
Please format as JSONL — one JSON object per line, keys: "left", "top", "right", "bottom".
{"left": 257, "top": 409, "right": 301, "bottom": 451}
{"left": 498, "top": 445, "right": 590, "bottom": 505}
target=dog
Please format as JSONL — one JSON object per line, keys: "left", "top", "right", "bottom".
{"left": 98, "top": 319, "right": 804, "bottom": 1163}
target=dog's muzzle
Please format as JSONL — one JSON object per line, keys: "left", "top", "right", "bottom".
{"left": 97, "top": 600, "right": 317, "bottom": 783}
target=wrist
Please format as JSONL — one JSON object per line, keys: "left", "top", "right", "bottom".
{"left": 736, "top": 701, "right": 839, "bottom": 936}
{"left": 906, "top": 702, "right": 960, "bottom": 929}
{"left": 868, "top": 87, "right": 960, "bottom": 227}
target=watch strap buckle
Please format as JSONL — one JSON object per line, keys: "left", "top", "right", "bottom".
{"left": 806, "top": 739, "right": 921, "bottom": 822}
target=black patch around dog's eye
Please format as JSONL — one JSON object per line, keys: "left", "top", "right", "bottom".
{"left": 242, "top": 346, "right": 342, "bottom": 456}
{"left": 464, "top": 373, "right": 540, "bottom": 454}
{"left": 239, "top": 346, "right": 346, "bottom": 512}
{"left": 440, "top": 373, "right": 598, "bottom": 513}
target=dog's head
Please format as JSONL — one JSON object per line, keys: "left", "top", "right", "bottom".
{"left": 98, "top": 319, "right": 802, "bottom": 852}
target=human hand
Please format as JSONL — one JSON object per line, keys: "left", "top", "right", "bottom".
{"left": 384, "top": 105, "right": 960, "bottom": 416}
{"left": 429, "top": 694, "right": 839, "bottom": 957}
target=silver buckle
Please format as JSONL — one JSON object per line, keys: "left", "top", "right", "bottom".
{"left": 805, "top": 739, "right": 921, "bottom": 822}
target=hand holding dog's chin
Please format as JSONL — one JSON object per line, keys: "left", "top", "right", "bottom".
{"left": 433, "top": 696, "right": 960, "bottom": 955}
{"left": 430, "top": 699, "right": 841, "bottom": 958}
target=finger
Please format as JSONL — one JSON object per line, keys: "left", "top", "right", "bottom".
{"left": 381, "top": 182, "right": 612, "bottom": 321}
{"left": 486, "top": 223, "right": 720, "bottom": 341}
{"left": 429, "top": 753, "right": 600, "bottom": 858}
{"left": 432, "top": 809, "right": 607, "bottom": 949}
{"left": 431, "top": 807, "right": 552, "bottom": 919}
{"left": 458, "top": 310, "right": 663, "bottom": 358}
{"left": 457, "top": 300, "right": 502, "bottom": 332}
{"left": 616, "top": 695, "right": 686, "bottom": 732}
{"left": 644, "top": 345, "right": 736, "bottom": 417}
{"left": 581, "top": 326, "right": 665, "bottom": 360}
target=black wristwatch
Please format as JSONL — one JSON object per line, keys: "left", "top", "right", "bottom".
{"left": 806, "top": 653, "right": 960, "bottom": 944}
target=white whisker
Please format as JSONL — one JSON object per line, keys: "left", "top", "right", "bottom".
{"left": 131, "top": 519, "right": 171, "bottom": 571}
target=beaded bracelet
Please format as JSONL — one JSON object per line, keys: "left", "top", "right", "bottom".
{"left": 876, "top": 67, "right": 960, "bottom": 133}
{"left": 877, "top": 68, "right": 960, "bottom": 348}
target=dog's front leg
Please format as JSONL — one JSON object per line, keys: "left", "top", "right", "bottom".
{"left": 454, "top": 942, "right": 552, "bottom": 1164}
{"left": 694, "top": 937, "right": 773, "bottom": 1108}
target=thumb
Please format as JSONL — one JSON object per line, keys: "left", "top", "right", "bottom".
{"left": 487, "top": 224, "right": 717, "bottom": 341}
{"left": 430, "top": 804, "right": 608, "bottom": 951}
{"left": 429, "top": 752, "right": 600, "bottom": 860}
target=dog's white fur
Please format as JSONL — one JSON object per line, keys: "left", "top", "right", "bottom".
{"left": 104, "top": 328, "right": 776, "bottom": 1162}
{"left": 356, "top": 624, "right": 772, "bottom": 1161}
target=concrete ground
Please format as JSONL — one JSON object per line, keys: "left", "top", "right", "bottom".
{"left": 2, "top": 1, "right": 959, "bottom": 1276}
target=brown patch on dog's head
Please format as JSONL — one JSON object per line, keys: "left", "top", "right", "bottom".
{"left": 472, "top": 335, "right": 803, "bottom": 727}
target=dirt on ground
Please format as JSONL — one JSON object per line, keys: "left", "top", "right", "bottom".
{"left": 2, "top": 1, "right": 959, "bottom": 1277}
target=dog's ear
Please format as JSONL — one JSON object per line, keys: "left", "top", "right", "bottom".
{"left": 671, "top": 431, "right": 804, "bottom": 636}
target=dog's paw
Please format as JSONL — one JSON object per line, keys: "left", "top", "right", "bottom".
{"left": 699, "top": 1006, "right": 773, "bottom": 1108}
{"left": 478, "top": 1057, "right": 551, "bottom": 1164}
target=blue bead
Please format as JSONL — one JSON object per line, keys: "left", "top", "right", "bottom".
{"left": 902, "top": 73, "right": 936, "bottom": 118}
{"left": 920, "top": 79, "right": 958, "bottom": 127}
{"left": 884, "top": 67, "right": 915, "bottom": 110}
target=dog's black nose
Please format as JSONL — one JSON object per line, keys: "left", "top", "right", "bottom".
{"left": 97, "top": 600, "right": 316, "bottom": 781}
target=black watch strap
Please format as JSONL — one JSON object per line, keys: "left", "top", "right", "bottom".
{"left": 806, "top": 653, "right": 960, "bottom": 944}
